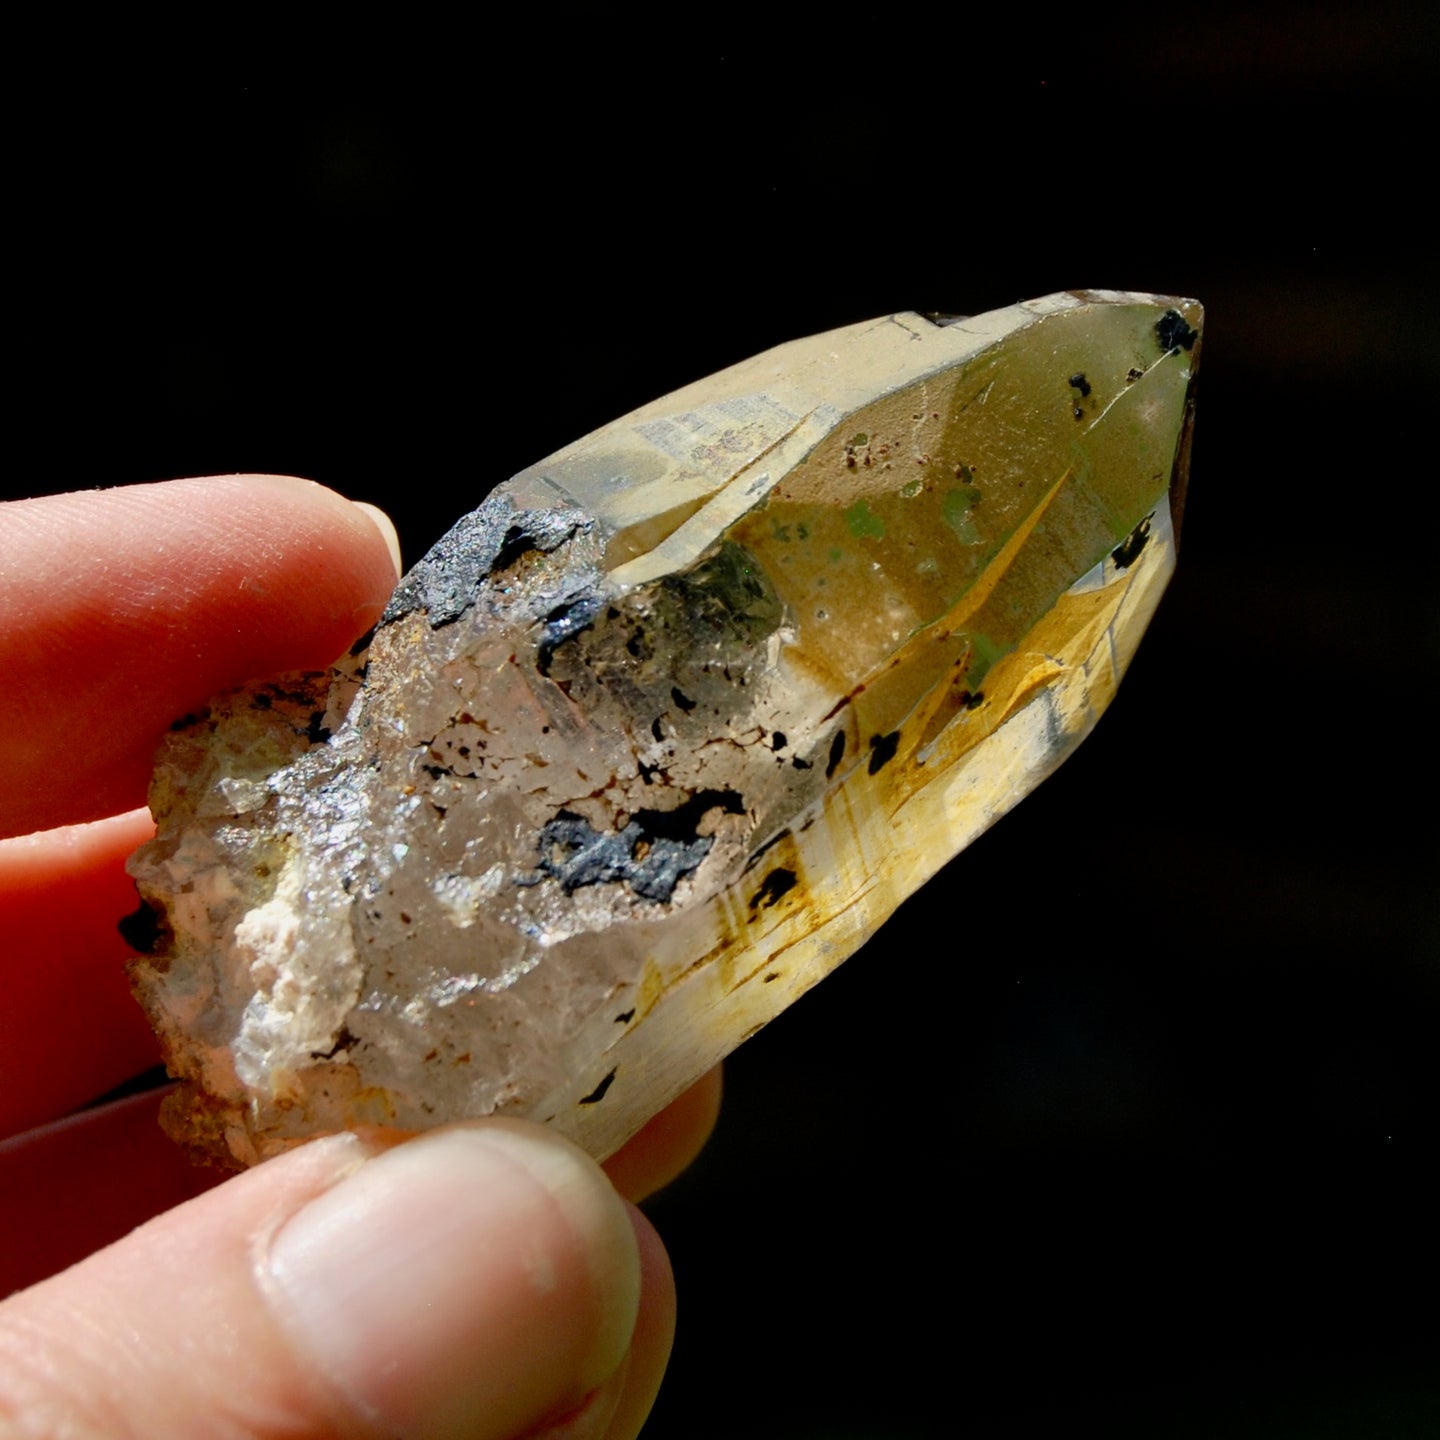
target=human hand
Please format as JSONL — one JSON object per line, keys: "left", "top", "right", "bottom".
{"left": 0, "top": 476, "right": 719, "bottom": 1438}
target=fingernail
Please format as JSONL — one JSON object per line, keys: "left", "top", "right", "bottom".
{"left": 262, "top": 1120, "right": 641, "bottom": 1440}
{"left": 351, "top": 500, "right": 403, "bottom": 579}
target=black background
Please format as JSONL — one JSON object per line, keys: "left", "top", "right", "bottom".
{"left": 10, "top": 10, "right": 1437, "bottom": 1436}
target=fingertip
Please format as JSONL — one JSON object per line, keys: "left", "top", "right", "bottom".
{"left": 212, "top": 475, "right": 400, "bottom": 611}
{"left": 598, "top": 1202, "right": 676, "bottom": 1440}
{"left": 0, "top": 808, "right": 162, "bottom": 1138}
{"left": 351, "top": 500, "right": 403, "bottom": 581}
{"left": 0, "top": 475, "right": 402, "bottom": 834}
{"left": 1, "top": 1121, "right": 656, "bottom": 1440}
{"left": 263, "top": 1120, "right": 643, "bottom": 1440}
{"left": 604, "top": 1065, "right": 723, "bottom": 1203}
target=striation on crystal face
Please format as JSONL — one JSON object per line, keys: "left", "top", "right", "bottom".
{"left": 128, "top": 291, "right": 1202, "bottom": 1168}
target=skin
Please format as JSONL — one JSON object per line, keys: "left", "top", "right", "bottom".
{"left": 0, "top": 477, "right": 720, "bottom": 1439}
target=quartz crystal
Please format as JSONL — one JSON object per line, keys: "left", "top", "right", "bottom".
{"left": 128, "top": 291, "right": 1202, "bottom": 1168}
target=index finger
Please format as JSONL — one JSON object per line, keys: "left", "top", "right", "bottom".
{"left": 0, "top": 476, "right": 399, "bottom": 838}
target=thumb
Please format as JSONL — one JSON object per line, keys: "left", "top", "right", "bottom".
{"left": 0, "top": 1119, "right": 673, "bottom": 1440}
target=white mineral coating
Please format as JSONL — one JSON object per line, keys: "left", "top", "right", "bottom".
{"left": 128, "top": 291, "right": 1202, "bottom": 1168}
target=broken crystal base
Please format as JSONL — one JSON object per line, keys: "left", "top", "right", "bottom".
{"left": 128, "top": 291, "right": 1202, "bottom": 1168}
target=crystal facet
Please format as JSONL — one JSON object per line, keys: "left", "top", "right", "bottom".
{"left": 128, "top": 291, "right": 1202, "bottom": 1167}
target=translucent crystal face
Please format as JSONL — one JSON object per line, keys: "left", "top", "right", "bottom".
{"left": 128, "top": 291, "right": 1201, "bottom": 1168}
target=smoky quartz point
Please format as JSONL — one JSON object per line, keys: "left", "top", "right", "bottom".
{"left": 129, "top": 291, "right": 1202, "bottom": 1168}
